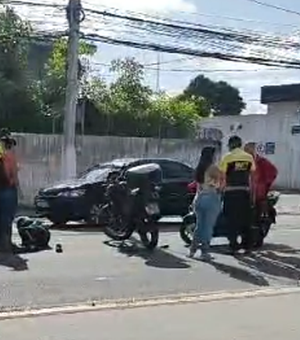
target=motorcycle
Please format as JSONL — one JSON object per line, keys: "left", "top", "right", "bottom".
{"left": 102, "top": 163, "right": 162, "bottom": 250}
{"left": 179, "top": 183, "right": 280, "bottom": 249}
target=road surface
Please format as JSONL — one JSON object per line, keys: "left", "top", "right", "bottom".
{"left": 0, "top": 215, "right": 300, "bottom": 311}
{"left": 1, "top": 292, "right": 300, "bottom": 339}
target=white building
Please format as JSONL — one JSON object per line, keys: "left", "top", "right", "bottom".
{"left": 200, "top": 83, "right": 300, "bottom": 190}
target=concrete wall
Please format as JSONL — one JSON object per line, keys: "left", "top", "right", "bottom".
{"left": 267, "top": 101, "right": 300, "bottom": 116}
{"left": 14, "top": 134, "right": 218, "bottom": 206}
{"left": 201, "top": 111, "right": 300, "bottom": 190}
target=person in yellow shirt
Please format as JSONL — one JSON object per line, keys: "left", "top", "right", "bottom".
{"left": 219, "top": 135, "right": 256, "bottom": 255}
{"left": 0, "top": 142, "right": 4, "bottom": 158}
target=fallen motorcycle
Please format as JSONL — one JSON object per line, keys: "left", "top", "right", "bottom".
{"left": 179, "top": 191, "right": 280, "bottom": 249}
{"left": 100, "top": 163, "right": 162, "bottom": 250}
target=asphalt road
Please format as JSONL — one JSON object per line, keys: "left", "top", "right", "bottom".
{"left": 2, "top": 293, "right": 300, "bottom": 340}
{"left": 1, "top": 215, "right": 300, "bottom": 311}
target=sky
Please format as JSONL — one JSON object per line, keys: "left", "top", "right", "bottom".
{"left": 12, "top": 0, "right": 300, "bottom": 114}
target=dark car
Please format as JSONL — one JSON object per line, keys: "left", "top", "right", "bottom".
{"left": 34, "top": 158, "right": 195, "bottom": 224}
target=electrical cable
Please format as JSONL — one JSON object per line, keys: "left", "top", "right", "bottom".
{"left": 241, "top": 0, "right": 300, "bottom": 17}
{"left": 85, "top": 34, "right": 300, "bottom": 69}
{"left": 4, "top": 1, "right": 300, "bottom": 69}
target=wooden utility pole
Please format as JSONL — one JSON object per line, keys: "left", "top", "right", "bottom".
{"left": 61, "top": 0, "right": 81, "bottom": 180}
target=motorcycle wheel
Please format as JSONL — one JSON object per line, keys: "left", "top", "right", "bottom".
{"left": 139, "top": 227, "right": 159, "bottom": 250}
{"left": 103, "top": 207, "right": 134, "bottom": 241}
{"left": 252, "top": 222, "right": 271, "bottom": 249}
{"left": 179, "top": 214, "right": 196, "bottom": 246}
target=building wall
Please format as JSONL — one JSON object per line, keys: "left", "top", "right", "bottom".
{"left": 267, "top": 101, "right": 300, "bottom": 115}
{"left": 14, "top": 134, "right": 218, "bottom": 206}
{"left": 201, "top": 110, "right": 300, "bottom": 190}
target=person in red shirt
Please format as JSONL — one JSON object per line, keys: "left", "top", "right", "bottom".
{"left": 244, "top": 142, "right": 278, "bottom": 207}
{"left": 0, "top": 134, "right": 19, "bottom": 253}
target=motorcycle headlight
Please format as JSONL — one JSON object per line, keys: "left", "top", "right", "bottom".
{"left": 58, "top": 189, "right": 85, "bottom": 197}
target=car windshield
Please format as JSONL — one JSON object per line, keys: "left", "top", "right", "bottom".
{"left": 79, "top": 165, "right": 116, "bottom": 181}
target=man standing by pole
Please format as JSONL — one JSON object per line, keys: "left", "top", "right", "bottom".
{"left": 61, "top": 0, "right": 82, "bottom": 180}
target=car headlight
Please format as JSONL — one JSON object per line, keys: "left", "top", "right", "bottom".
{"left": 58, "top": 189, "right": 85, "bottom": 197}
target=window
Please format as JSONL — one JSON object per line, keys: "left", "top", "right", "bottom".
{"left": 80, "top": 165, "right": 115, "bottom": 182}
{"left": 159, "top": 161, "right": 194, "bottom": 180}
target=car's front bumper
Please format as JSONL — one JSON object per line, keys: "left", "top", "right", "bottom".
{"left": 34, "top": 195, "right": 88, "bottom": 222}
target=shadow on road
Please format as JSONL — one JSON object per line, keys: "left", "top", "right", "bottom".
{"left": 103, "top": 239, "right": 190, "bottom": 269}
{"left": 0, "top": 254, "right": 28, "bottom": 271}
{"left": 208, "top": 260, "right": 270, "bottom": 286}
{"left": 240, "top": 251, "right": 300, "bottom": 282}
{"left": 50, "top": 223, "right": 180, "bottom": 234}
{"left": 206, "top": 242, "right": 300, "bottom": 285}
{"left": 202, "top": 242, "right": 300, "bottom": 286}
{"left": 209, "top": 243, "right": 299, "bottom": 256}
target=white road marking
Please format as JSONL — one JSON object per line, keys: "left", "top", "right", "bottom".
{"left": 1, "top": 286, "right": 300, "bottom": 321}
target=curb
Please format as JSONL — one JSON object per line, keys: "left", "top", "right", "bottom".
{"left": 1, "top": 286, "right": 300, "bottom": 321}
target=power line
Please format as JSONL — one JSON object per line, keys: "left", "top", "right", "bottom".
{"left": 242, "top": 0, "right": 300, "bottom": 17}
{"left": 143, "top": 56, "right": 195, "bottom": 66}
{"left": 177, "top": 9, "right": 298, "bottom": 28}
{"left": 93, "top": 61, "right": 289, "bottom": 73}
{"left": 86, "top": 34, "right": 300, "bottom": 69}
{"left": 3, "top": 0, "right": 63, "bottom": 9}
{"left": 85, "top": 9, "right": 300, "bottom": 53}
{"left": 85, "top": 9, "right": 276, "bottom": 42}
{"left": 142, "top": 67, "right": 286, "bottom": 73}
{"left": 5, "top": 1, "right": 300, "bottom": 70}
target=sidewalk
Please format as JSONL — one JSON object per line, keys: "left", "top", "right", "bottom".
{"left": 276, "top": 194, "right": 300, "bottom": 215}
{"left": 1, "top": 292, "right": 300, "bottom": 339}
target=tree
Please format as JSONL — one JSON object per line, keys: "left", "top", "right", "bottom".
{"left": 105, "top": 58, "right": 153, "bottom": 136}
{"left": 109, "top": 58, "right": 152, "bottom": 115}
{"left": 182, "top": 74, "right": 246, "bottom": 116}
{"left": 149, "top": 93, "right": 205, "bottom": 138}
{"left": 82, "top": 57, "right": 211, "bottom": 138}
{"left": 34, "top": 37, "right": 97, "bottom": 132}
{"left": 0, "top": 6, "right": 37, "bottom": 131}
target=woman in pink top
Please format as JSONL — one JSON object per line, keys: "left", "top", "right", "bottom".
{"left": 189, "top": 147, "right": 222, "bottom": 261}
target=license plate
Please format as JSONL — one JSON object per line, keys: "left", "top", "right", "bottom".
{"left": 145, "top": 203, "right": 160, "bottom": 215}
{"left": 36, "top": 200, "right": 49, "bottom": 208}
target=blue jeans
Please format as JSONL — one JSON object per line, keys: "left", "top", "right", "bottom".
{"left": 0, "top": 187, "right": 18, "bottom": 251}
{"left": 192, "top": 188, "right": 221, "bottom": 253}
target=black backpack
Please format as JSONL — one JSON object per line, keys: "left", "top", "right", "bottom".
{"left": 16, "top": 217, "right": 51, "bottom": 251}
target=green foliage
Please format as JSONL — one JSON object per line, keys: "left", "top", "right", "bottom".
{"left": 182, "top": 74, "right": 246, "bottom": 116}
{"left": 148, "top": 93, "right": 204, "bottom": 138}
{"left": 109, "top": 58, "right": 153, "bottom": 117}
{"left": 34, "top": 37, "right": 97, "bottom": 130}
{"left": 82, "top": 58, "right": 209, "bottom": 138}
{"left": 0, "top": 5, "right": 218, "bottom": 138}
{"left": 0, "top": 6, "right": 39, "bottom": 131}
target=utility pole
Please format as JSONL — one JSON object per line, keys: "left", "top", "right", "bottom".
{"left": 156, "top": 53, "right": 162, "bottom": 151}
{"left": 155, "top": 53, "right": 160, "bottom": 93}
{"left": 61, "top": 0, "right": 82, "bottom": 180}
